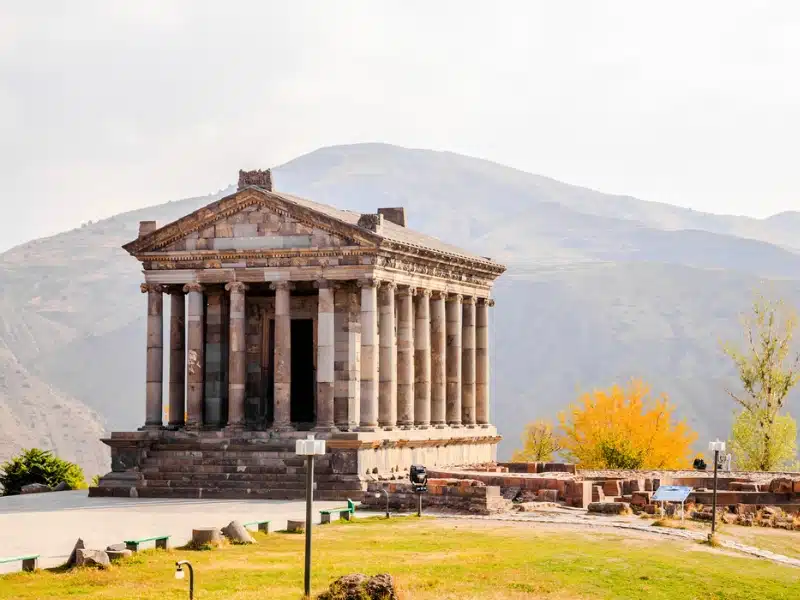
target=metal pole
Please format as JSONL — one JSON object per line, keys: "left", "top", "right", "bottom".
{"left": 711, "top": 449, "right": 719, "bottom": 536}
{"left": 176, "top": 561, "right": 194, "bottom": 600}
{"left": 383, "top": 488, "right": 389, "bottom": 519}
{"left": 417, "top": 491, "right": 422, "bottom": 517}
{"left": 304, "top": 454, "right": 314, "bottom": 598}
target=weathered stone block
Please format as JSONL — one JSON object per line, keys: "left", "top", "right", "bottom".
{"left": 588, "top": 502, "right": 631, "bottom": 515}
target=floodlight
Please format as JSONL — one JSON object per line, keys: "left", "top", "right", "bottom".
{"left": 296, "top": 433, "right": 326, "bottom": 456}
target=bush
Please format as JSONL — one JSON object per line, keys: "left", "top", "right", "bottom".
{"left": 0, "top": 448, "right": 87, "bottom": 495}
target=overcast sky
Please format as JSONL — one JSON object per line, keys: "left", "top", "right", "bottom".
{"left": 1, "top": 1, "right": 799, "bottom": 252}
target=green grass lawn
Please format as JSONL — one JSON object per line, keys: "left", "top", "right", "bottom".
{"left": 2, "top": 516, "right": 799, "bottom": 599}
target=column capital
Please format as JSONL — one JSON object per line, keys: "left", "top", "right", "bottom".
{"left": 182, "top": 282, "right": 204, "bottom": 294}
{"left": 379, "top": 280, "right": 398, "bottom": 292}
{"left": 462, "top": 296, "right": 477, "bottom": 305}
{"left": 480, "top": 298, "right": 496, "bottom": 307}
{"left": 397, "top": 285, "right": 416, "bottom": 297}
{"left": 446, "top": 293, "right": 463, "bottom": 303}
{"left": 431, "top": 290, "right": 448, "bottom": 300}
{"left": 224, "top": 281, "right": 249, "bottom": 294}
{"left": 416, "top": 288, "right": 433, "bottom": 298}
{"left": 140, "top": 283, "right": 164, "bottom": 294}
{"left": 270, "top": 281, "right": 295, "bottom": 292}
{"left": 357, "top": 277, "right": 380, "bottom": 289}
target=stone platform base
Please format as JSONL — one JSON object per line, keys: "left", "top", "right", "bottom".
{"left": 90, "top": 427, "right": 500, "bottom": 501}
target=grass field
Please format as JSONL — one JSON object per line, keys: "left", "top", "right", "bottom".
{"left": 1, "top": 516, "right": 799, "bottom": 599}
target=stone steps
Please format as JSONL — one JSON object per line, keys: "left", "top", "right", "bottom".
{"left": 146, "top": 450, "right": 306, "bottom": 460}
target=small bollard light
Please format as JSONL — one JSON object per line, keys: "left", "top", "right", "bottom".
{"left": 175, "top": 560, "right": 194, "bottom": 599}
{"left": 378, "top": 487, "right": 390, "bottom": 519}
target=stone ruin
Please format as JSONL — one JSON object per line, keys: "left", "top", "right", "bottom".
{"left": 362, "top": 462, "right": 800, "bottom": 523}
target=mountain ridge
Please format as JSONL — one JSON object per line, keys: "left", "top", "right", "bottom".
{"left": 1, "top": 142, "right": 798, "bottom": 470}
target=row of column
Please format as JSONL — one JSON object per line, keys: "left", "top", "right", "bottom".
{"left": 357, "top": 279, "right": 494, "bottom": 431}
{"left": 140, "top": 279, "right": 493, "bottom": 432}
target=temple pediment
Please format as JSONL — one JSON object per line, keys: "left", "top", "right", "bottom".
{"left": 124, "top": 187, "right": 380, "bottom": 256}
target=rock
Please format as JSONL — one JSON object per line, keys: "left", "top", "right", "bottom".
{"left": 287, "top": 519, "right": 305, "bottom": 533}
{"left": 535, "top": 489, "right": 558, "bottom": 502}
{"left": 106, "top": 549, "right": 133, "bottom": 561}
{"left": 736, "top": 514, "right": 754, "bottom": 526}
{"left": 221, "top": 520, "right": 254, "bottom": 544}
{"left": 761, "top": 506, "right": 780, "bottom": 517}
{"left": 602, "top": 480, "right": 623, "bottom": 497}
{"left": 588, "top": 502, "right": 631, "bottom": 515}
{"left": 192, "top": 528, "right": 223, "bottom": 547}
{"left": 66, "top": 538, "right": 85, "bottom": 567}
{"left": 20, "top": 483, "right": 51, "bottom": 494}
{"left": 52, "top": 481, "right": 72, "bottom": 492}
{"left": 722, "top": 512, "right": 738, "bottom": 525}
{"left": 729, "top": 481, "right": 759, "bottom": 492}
{"left": 501, "top": 486, "right": 521, "bottom": 501}
{"left": 106, "top": 543, "right": 126, "bottom": 552}
{"left": 317, "top": 573, "right": 398, "bottom": 600}
{"left": 769, "top": 478, "right": 795, "bottom": 494}
{"left": 630, "top": 491, "right": 652, "bottom": 507}
{"left": 365, "top": 574, "right": 398, "bottom": 600}
{"left": 75, "top": 549, "right": 110, "bottom": 569}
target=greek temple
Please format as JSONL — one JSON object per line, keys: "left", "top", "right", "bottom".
{"left": 93, "top": 169, "right": 505, "bottom": 499}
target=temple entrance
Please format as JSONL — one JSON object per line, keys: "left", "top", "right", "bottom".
{"left": 290, "top": 319, "right": 315, "bottom": 428}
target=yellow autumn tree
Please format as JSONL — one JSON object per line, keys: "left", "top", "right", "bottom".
{"left": 512, "top": 419, "right": 561, "bottom": 462}
{"left": 558, "top": 379, "right": 697, "bottom": 469}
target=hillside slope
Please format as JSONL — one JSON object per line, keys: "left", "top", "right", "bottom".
{"left": 1, "top": 143, "right": 798, "bottom": 467}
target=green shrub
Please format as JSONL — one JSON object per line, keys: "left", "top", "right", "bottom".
{"left": 0, "top": 448, "right": 87, "bottom": 495}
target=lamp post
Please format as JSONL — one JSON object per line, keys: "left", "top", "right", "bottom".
{"left": 410, "top": 464, "right": 428, "bottom": 517}
{"left": 380, "top": 487, "right": 390, "bottom": 519}
{"left": 174, "top": 560, "right": 194, "bottom": 600}
{"left": 708, "top": 439, "right": 726, "bottom": 537}
{"left": 296, "top": 433, "right": 326, "bottom": 599}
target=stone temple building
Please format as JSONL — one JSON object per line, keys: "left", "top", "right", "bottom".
{"left": 92, "top": 169, "right": 505, "bottom": 499}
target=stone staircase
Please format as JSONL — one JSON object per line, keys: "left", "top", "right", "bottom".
{"left": 132, "top": 438, "right": 363, "bottom": 501}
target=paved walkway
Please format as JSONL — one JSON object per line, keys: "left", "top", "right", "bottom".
{"left": 0, "top": 491, "right": 346, "bottom": 573}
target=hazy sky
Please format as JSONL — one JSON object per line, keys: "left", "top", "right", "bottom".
{"left": 2, "top": 1, "right": 799, "bottom": 252}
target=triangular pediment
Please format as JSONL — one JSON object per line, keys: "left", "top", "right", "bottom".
{"left": 124, "top": 188, "right": 380, "bottom": 255}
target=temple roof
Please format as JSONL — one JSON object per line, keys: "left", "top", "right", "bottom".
{"left": 124, "top": 184, "right": 504, "bottom": 273}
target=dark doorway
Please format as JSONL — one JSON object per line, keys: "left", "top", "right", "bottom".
{"left": 290, "top": 319, "right": 316, "bottom": 427}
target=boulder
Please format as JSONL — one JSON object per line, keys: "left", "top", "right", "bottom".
{"left": 769, "top": 478, "right": 795, "bottom": 494}
{"left": 631, "top": 491, "right": 652, "bottom": 507}
{"left": 318, "top": 573, "right": 398, "bottom": 600}
{"left": 761, "top": 506, "right": 780, "bottom": 517}
{"left": 106, "top": 549, "right": 133, "bottom": 561}
{"left": 52, "top": 481, "right": 72, "bottom": 492}
{"left": 76, "top": 549, "right": 110, "bottom": 569}
{"left": 535, "top": 489, "right": 558, "bottom": 503}
{"left": 106, "top": 543, "right": 127, "bottom": 552}
{"left": 192, "top": 528, "right": 224, "bottom": 547}
{"left": 501, "top": 486, "right": 521, "bottom": 501}
{"left": 588, "top": 502, "right": 631, "bottom": 515}
{"left": 221, "top": 520, "right": 255, "bottom": 544}
{"left": 21, "top": 483, "right": 51, "bottom": 494}
{"left": 66, "top": 538, "right": 85, "bottom": 568}
{"left": 721, "top": 512, "right": 738, "bottom": 525}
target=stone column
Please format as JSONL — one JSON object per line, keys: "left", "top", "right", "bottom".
{"left": 476, "top": 298, "right": 493, "bottom": 427}
{"left": 414, "top": 289, "right": 432, "bottom": 428}
{"left": 271, "top": 281, "right": 294, "bottom": 431}
{"left": 183, "top": 283, "right": 204, "bottom": 429}
{"left": 396, "top": 286, "right": 415, "bottom": 428}
{"left": 225, "top": 282, "right": 247, "bottom": 429}
{"left": 141, "top": 283, "right": 164, "bottom": 429}
{"left": 168, "top": 290, "right": 186, "bottom": 428}
{"left": 461, "top": 296, "right": 477, "bottom": 427}
{"left": 446, "top": 294, "right": 463, "bottom": 427}
{"left": 315, "top": 280, "right": 335, "bottom": 431}
{"left": 358, "top": 278, "right": 379, "bottom": 431}
{"left": 378, "top": 281, "right": 397, "bottom": 429}
{"left": 430, "top": 291, "right": 447, "bottom": 428}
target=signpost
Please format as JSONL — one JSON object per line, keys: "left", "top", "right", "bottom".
{"left": 651, "top": 485, "right": 693, "bottom": 520}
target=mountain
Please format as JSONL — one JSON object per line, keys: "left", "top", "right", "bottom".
{"left": 1, "top": 142, "right": 798, "bottom": 471}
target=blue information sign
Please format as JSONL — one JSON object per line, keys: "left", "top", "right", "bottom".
{"left": 652, "top": 485, "right": 693, "bottom": 502}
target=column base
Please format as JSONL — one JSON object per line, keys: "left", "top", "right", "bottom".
{"left": 271, "top": 423, "right": 295, "bottom": 433}
{"left": 381, "top": 425, "right": 396, "bottom": 431}
{"left": 399, "top": 424, "right": 415, "bottom": 430}
{"left": 415, "top": 424, "right": 430, "bottom": 430}
{"left": 139, "top": 424, "right": 163, "bottom": 431}
{"left": 466, "top": 424, "right": 477, "bottom": 429}
{"left": 356, "top": 425, "right": 379, "bottom": 432}
{"left": 448, "top": 422, "right": 463, "bottom": 428}
{"left": 166, "top": 422, "right": 185, "bottom": 430}
{"left": 224, "top": 423, "right": 246, "bottom": 434}
{"left": 432, "top": 423, "right": 448, "bottom": 429}
{"left": 312, "top": 424, "right": 337, "bottom": 433}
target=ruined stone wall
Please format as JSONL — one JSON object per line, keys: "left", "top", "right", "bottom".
{"left": 363, "top": 479, "right": 508, "bottom": 515}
